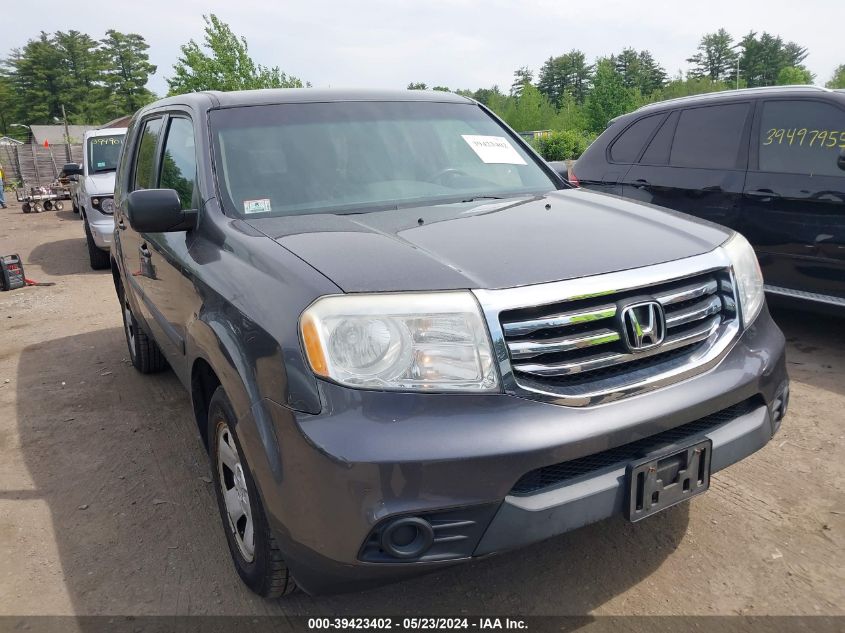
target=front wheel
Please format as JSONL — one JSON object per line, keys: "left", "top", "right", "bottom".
{"left": 84, "top": 219, "right": 110, "bottom": 270}
{"left": 118, "top": 281, "right": 167, "bottom": 373}
{"left": 208, "top": 387, "right": 297, "bottom": 598}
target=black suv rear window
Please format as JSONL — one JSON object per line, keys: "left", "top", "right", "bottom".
{"left": 670, "top": 103, "right": 750, "bottom": 170}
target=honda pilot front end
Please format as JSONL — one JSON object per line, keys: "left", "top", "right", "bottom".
{"left": 113, "top": 89, "right": 788, "bottom": 596}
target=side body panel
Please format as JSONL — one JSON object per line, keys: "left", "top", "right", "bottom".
{"left": 741, "top": 96, "right": 845, "bottom": 299}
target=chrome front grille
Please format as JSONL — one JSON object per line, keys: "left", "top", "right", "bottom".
{"left": 474, "top": 250, "right": 741, "bottom": 407}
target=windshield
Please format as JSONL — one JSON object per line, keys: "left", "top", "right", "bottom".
{"left": 87, "top": 134, "right": 124, "bottom": 173}
{"left": 210, "top": 101, "right": 558, "bottom": 218}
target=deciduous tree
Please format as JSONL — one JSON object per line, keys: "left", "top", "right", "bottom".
{"left": 167, "top": 14, "right": 305, "bottom": 95}
{"left": 503, "top": 83, "right": 555, "bottom": 132}
{"left": 776, "top": 66, "right": 813, "bottom": 85}
{"left": 826, "top": 65, "right": 845, "bottom": 89}
{"left": 584, "top": 59, "right": 638, "bottom": 133}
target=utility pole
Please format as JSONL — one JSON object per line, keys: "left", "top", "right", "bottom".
{"left": 61, "top": 104, "right": 72, "bottom": 162}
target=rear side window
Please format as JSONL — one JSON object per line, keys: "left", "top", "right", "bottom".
{"left": 610, "top": 114, "right": 663, "bottom": 163}
{"left": 670, "top": 103, "right": 750, "bottom": 169}
{"left": 160, "top": 117, "right": 198, "bottom": 209}
{"left": 640, "top": 111, "right": 679, "bottom": 165}
{"left": 133, "top": 117, "right": 163, "bottom": 190}
{"left": 758, "top": 100, "right": 845, "bottom": 177}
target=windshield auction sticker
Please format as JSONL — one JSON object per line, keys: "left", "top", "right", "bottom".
{"left": 243, "top": 198, "right": 272, "bottom": 214}
{"left": 461, "top": 135, "right": 527, "bottom": 165}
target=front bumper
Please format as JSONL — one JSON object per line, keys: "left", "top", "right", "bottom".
{"left": 88, "top": 216, "right": 113, "bottom": 249}
{"left": 239, "top": 307, "right": 787, "bottom": 595}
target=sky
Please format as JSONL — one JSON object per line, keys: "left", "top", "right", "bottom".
{"left": 3, "top": 0, "right": 842, "bottom": 96}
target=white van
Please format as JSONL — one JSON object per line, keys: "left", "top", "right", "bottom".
{"left": 68, "top": 127, "right": 127, "bottom": 269}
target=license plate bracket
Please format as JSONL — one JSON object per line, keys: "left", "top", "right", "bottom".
{"left": 626, "top": 437, "right": 712, "bottom": 522}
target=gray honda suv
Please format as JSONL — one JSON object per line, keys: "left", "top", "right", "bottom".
{"left": 111, "top": 89, "right": 789, "bottom": 596}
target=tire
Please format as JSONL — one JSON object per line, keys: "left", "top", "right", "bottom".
{"left": 72, "top": 197, "right": 79, "bottom": 214}
{"left": 84, "top": 219, "right": 111, "bottom": 270}
{"left": 54, "top": 201, "right": 64, "bottom": 211}
{"left": 118, "top": 280, "right": 168, "bottom": 374}
{"left": 33, "top": 203, "right": 43, "bottom": 213}
{"left": 22, "top": 203, "right": 31, "bottom": 214}
{"left": 208, "top": 387, "right": 297, "bottom": 598}
{"left": 43, "top": 200, "right": 53, "bottom": 211}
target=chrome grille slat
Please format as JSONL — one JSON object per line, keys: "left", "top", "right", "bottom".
{"left": 665, "top": 294, "right": 723, "bottom": 327}
{"left": 502, "top": 304, "right": 617, "bottom": 336}
{"left": 654, "top": 278, "right": 718, "bottom": 305}
{"left": 513, "top": 315, "right": 721, "bottom": 377}
{"left": 480, "top": 253, "right": 740, "bottom": 406}
{"left": 508, "top": 328, "right": 620, "bottom": 359}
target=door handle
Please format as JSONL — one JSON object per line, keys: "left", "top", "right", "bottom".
{"left": 745, "top": 189, "right": 781, "bottom": 200}
{"left": 632, "top": 179, "right": 650, "bottom": 189}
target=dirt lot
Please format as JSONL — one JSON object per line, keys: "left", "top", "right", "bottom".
{"left": 0, "top": 200, "right": 843, "bottom": 616}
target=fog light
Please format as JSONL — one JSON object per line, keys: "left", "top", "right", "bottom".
{"left": 380, "top": 517, "right": 434, "bottom": 559}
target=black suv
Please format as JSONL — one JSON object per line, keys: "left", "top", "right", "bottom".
{"left": 112, "top": 89, "right": 788, "bottom": 596}
{"left": 572, "top": 86, "right": 845, "bottom": 309}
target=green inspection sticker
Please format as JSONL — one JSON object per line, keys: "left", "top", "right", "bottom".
{"left": 97, "top": 161, "right": 106, "bottom": 168}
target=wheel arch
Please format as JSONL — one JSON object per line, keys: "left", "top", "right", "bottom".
{"left": 187, "top": 318, "right": 286, "bottom": 493}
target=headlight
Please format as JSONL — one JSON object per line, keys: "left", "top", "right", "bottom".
{"left": 722, "top": 232, "right": 764, "bottom": 327}
{"left": 100, "top": 198, "right": 115, "bottom": 214}
{"left": 300, "top": 292, "right": 499, "bottom": 392}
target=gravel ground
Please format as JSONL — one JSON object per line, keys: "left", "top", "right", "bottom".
{"left": 0, "top": 200, "right": 842, "bottom": 616}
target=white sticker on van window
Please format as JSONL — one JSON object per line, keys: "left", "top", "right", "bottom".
{"left": 461, "top": 135, "right": 527, "bottom": 165}
{"left": 243, "top": 198, "right": 272, "bottom": 214}
{"left": 97, "top": 161, "right": 106, "bottom": 168}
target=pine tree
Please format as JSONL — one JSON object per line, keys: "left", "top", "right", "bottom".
{"left": 100, "top": 30, "right": 157, "bottom": 117}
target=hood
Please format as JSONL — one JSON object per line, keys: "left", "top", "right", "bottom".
{"left": 247, "top": 189, "right": 733, "bottom": 292}
{"left": 84, "top": 172, "right": 116, "bottom": 196}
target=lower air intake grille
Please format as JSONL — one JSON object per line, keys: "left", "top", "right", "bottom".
{"left": 510, "top": 397, "right": 761, "bottom": 496}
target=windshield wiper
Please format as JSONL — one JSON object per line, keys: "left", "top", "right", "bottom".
{"left": 460, "top": 195, "right": 504, "bottom": 203}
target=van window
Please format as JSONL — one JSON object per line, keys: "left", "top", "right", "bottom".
{"left": 609, "top": 114, "right": 664, "bottom": 163}
{"left": 670, "top": 103, "right": 750, "bottom": 169}
{"left": 758, "top": 100, "right": 845, "bottom": 177}
{"left": 159, "top": 117, "right": 198, "bottom": 209}
{"left": 133, "top": 117, "right": 163, "bottom": 190}
{"left": 640, "top": 111, "right": 679, "bottom": 165}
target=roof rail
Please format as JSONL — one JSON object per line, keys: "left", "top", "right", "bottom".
{"left": 635, "top": 85, "right": 831, "bottom": 113}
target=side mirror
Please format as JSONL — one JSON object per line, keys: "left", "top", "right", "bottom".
{"left": 62, "top": 163, "right": 83, "bottom": 177}
{"left": 126, "top": 189, "right": 196, "bottom": 233}
{"left": 839, "top": 148, "right": 845, "bottom": 171}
